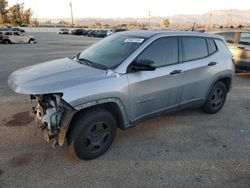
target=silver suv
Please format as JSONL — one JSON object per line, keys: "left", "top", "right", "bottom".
{"left": 8, "top": 31, "right": 234, "bottom": 160}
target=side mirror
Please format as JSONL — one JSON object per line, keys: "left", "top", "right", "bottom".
{"left": 131, "top": 59, "right": 156, "bottom": 72}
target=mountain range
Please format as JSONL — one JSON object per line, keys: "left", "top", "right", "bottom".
{"left": 39, "top": 9, "right": 250, "bottom": 28}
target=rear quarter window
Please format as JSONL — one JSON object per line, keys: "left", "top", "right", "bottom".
{"left": 182, "top": 37, "right": 208, "bottom": 61}
{"left": 207, "top": 38, "right": 217, "bottom": 54}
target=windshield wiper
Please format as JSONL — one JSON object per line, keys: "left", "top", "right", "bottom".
{"left": 77, "top": 57, "right": 93, "bottom": 67}
{"left": 76, "top": 56, "right": 107, "bottom": 70}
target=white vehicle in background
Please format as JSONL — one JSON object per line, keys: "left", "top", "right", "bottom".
{"left": 58, "top": 29, "right": 70, "bottom": 34}
{"left": 0, "top": 31, "right": 36, "bottom": 44}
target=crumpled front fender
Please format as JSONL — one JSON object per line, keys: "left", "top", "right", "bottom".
{"left": 58, "top": 100, "right": 77, "bottom": 146}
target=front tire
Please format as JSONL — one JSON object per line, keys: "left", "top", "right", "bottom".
{"left": 68, "top": 109, "right": 117, "bottom": 160}
{"left": 4, "top": 39, "right": 11, "bottom": 44}
{"left": 201, "top": 82, "right": 227, "bottom": 114}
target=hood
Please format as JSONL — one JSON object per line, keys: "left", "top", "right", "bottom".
{"left": 8, "top": 58, "right": 107, "bottom": 95}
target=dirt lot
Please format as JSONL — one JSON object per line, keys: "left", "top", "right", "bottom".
{"left": 0, "top": 33, "right": 250, "bottom": 188}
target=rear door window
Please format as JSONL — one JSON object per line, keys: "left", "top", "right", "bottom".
{"left": 239, "top": 32, "right": 250, "bottom": 45}
{"left": 13, "top": 32, "right": 20, "bottom": 36}
{"left": 181, "top": 37, "right": 208, "bottom": 62}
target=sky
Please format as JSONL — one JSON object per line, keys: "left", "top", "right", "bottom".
{"left": 7, "top": 0, "right": 250, "bottom": 19}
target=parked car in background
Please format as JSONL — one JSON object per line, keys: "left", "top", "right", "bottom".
{"left": 86, "top": 30, "right": 97, "bottom": 37}
{"left": 107, "top": 28, "right": 128, "bottom": 36}
{"left": 84, "top": 30, "right": 107, "bottom": 38}
{"left": 0, "top": 31, "right": 36, "bottom": 44}
{"left": 92, "top": 30, "right": 107, "bottom": 38}
{"left": 58, "top": 29, "right": 70, "bottom": 34}
{"left": 215, "top": 30, "right": 250, "bottom": 72}
{"left": 12, "top": 27, "right": 25, "bottom": 33}
{"left": 8, "top": 30, "right": 234, "bottom": 160}
{"left": 83, "top": 30, "right": 91, "bottom": 36}
{"left": 0, "top": 27, "right": 25, "bottom": 32}
{"left": 70, "top": 29, "right": 86, "bottom": 35}
{"left": 0, "top": 28, "right": 8, "bottom": 31}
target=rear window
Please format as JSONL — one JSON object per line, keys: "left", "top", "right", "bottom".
{"left": 217, "top": 32, "right": 235, "bottom": 44}
{"left": 207, "top": 39, "right": 217, "bottom": 54}
{"left": 239, "top": 32, "right": 250, "bottom": 45}
{"left": 182, "top": 37, "right": 208, "bottom": 61}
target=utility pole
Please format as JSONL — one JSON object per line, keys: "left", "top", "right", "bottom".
{"left": 230, "top": 15, "right": 233, "bottom": 26}
{"left": 69, "top": 2, "right": 74, "bottom": 27}
{"left": 208, "top": 13, "right": 212, "bottom": 30}
{"left": 227, "top": 14, "right": 232, "bottom": 27}
{"left": 148, "top": 11, "right": 151, "bottom": 29}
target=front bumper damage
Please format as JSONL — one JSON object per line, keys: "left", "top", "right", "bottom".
{"left": 32, "top": 94, "right": 76, "bottom": 147}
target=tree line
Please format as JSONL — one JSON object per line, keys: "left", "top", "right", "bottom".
{"left": 0, "top": 0, "right": 34, "bottom": 26}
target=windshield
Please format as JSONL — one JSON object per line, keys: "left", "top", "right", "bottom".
{"left": 78, "top": 34, "right": 146, "bottom": 69}
{"left": 239, "top": 32, "right": 250, "bottom": 45}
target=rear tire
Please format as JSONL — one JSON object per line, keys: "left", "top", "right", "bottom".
{"left": 68, "top": 109, "right": 117, "bottom": 160}
{"left": 28, "top": 39, "right": 35, "bottom": 44}
{"left": 201, "top": 82, "right": 227, "bottom": 114}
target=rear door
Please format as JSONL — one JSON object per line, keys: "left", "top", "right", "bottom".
{"left": 180, "top": 37, "right": 217, "bottom": 105}
{"left": 127, "top": 37, "right": 184, "bottom": 122}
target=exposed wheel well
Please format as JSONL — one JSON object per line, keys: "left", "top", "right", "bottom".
{"left": 218, "top": 77, "right": 231, "bottom": 92}
{"left": 66, "top": 102, "right": 125, "bottom": 143}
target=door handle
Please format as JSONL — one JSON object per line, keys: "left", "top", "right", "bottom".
{"left": 208, "top": 62, "right": 217, "bottom": 66}
{"left": 170, "top": 70, "right": 182, "bottom": 75}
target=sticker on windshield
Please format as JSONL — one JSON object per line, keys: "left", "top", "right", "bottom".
{"left": 124, "top": 38, "right": 144, "bottom": 43}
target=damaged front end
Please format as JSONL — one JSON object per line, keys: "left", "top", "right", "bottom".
{"left": 31, "top": 93, "right": 76, "bottom": 147}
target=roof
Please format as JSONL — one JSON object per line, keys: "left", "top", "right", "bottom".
{"left": 119, "top": 30, "right": 224, "bottom": 40}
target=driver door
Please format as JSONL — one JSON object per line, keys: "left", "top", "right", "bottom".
{"left": 127, "top": 37, "right": 184, "bottom": 122}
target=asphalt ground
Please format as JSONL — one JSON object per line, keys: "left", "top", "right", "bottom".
{"left": 0, "top": 33, "right": 250, "bottom": 188}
